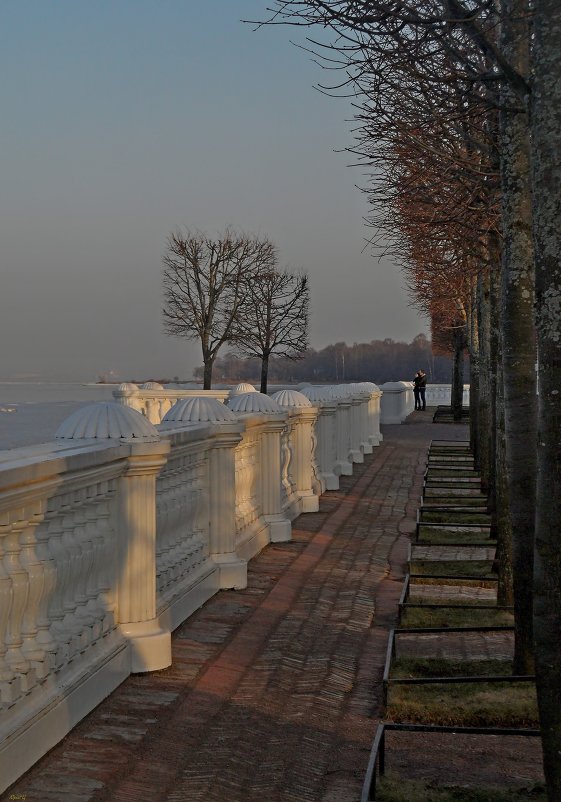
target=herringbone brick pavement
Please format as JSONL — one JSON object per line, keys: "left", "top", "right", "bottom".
{"left": 2, "top": 416, "right": 468, "bottom": 802}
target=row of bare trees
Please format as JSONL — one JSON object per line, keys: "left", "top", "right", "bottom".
{"left": 162, "top": 228, "right": 309, "bottom": 392}
{"left": 256, "top": 0, "right": 560, "bottom": 797}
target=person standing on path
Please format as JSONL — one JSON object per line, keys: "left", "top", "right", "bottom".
{"left": 418, "top": 370, "right": 427, "bottom": 410}
{"left": 413, "top": 371, "right": 422, "bottom": 410}
{"left": 413, "top": 370, "right": 427, "bottom": 411}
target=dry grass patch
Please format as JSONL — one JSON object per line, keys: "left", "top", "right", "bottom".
{"left": 386, "top": 680, "right": 538, "bottom": 728}
{"left": 417, "top": 525, "right": 492, "bottom": 543}
{"left": 399, "top": 605, "right": 513, "bottom": 629}
{"left": 410, "top": 560, "right": 495, "bottom": 579}
{"left": 420, "top": 510, "right": 492, "bottom": 524}
{"left": 391, "top": 657, "right": 512, "bottom": 678}
{"left": 376, "top": 776, "right": 546, "bottom": 802}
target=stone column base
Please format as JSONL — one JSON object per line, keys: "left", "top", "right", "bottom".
{"left": 212, "top": 553, "right": 248, "bottom": 590}
{"left": 120, "top": 619, "right": 171, "bottom": 673}
{"left": 335, "top": 460, "right": 353, "bottom": 476}
{"left": 299, "top": 493, "right": 320, "bottom": 513}
{"left": 266, "top": 516, "right": 292, "bottom": 543}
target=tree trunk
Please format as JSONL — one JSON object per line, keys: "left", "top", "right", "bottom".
{"left": 494, "top": 317, "right": 514, "bottom": 607}
{"left": 477, "top": 269, "right": 492, "bottom": 497}
{"left": 468, "top": 289, "right": 480, "bottom": 467}
{"left": 203, "top": 358, "right": 214, "bottom": 390}
{"left": 500, "top": 0, "right": 536, "bottom": 674}
{"left": 260, "top": 354, "right": 270, "bottom": 394}
{"left": 531, "top": 0, "right": 561, "bottom": 796}
{"left": 451, "top": 328, "right": 465, "bottom": 421}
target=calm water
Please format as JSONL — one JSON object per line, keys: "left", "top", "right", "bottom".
{"left": 0, "top": 383, "right": 118, "bottom": 451}
{"left": 0, "top": 382, "right": 117, "bottom": 404}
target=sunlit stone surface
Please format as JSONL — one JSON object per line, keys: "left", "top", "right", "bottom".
{"left": 161, "top": 396, "right": 236, "bottom": 425}
{"left": 55, "top": 401, "right": 160, "bottom": 442}
{"left": 228, "top": 392, "right": 282, "bottom": 413}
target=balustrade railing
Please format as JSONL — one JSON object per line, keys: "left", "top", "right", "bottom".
{"left": 0, "top": 381, "right": 382, "bottom": 792}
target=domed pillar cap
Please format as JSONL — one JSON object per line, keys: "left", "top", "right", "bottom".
{"left": 55, "top": 402, "right": 160, "bottom": 442}
{"left": 270, "top": 389, "right": 313, "bottom": 408}
{"left": 230, "top": 382, "right": 258, "bottom": 396}
{"left": 161, "top": 396, "right": 237, "bottom": 425}
{"left": 227, "top": 392, "right": 282, "bottom": 413}
{"left": 299, "top": 386, "right": 336, "bottom": 404}
{"left": 140, "top": 381, "right": 165, "bottom": 390}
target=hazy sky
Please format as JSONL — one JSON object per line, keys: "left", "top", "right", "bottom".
{"left": 0, "top": 1, "right": 428, "bottom": 382}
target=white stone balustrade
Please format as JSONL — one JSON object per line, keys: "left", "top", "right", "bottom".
{"left": 113, "top": 382, "right": 230, "bottom": 424}
{"left": 360, "top": 382, "right": 383, "bottom": 447}
{"left": 0, "top": 384, "right": 382, "bottom": 792}
{"left": 272, "top": 389, "right": 321, "bottom": 516}
{"left": 424, "top": 384, "right": 470, "bottom": 405}
{"left": 300, "top": 386, "right": 339, "bottom": 491}
{"left": 378, "top": 382, "right": 470, "bottom": 423}
{"left": 329, "top": 385, "right": 354, "bottom": 476}
{"left": 379, "top": 381, "right": 410, "bottom": 423}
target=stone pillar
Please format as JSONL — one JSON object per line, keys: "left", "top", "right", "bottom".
{"left": 348, "top": 395, "right": 364, "bottom": 463}
{"left": 380, "top": 382, "right": 408, "bottom": 424}
{"left": 208, "top": 424, "right": 247, "bottom": 590}
{"left": 358, "top": 392, "right": 373, "bottom": 454}
{"left": 290, "top": 408, "right": 320, "bottom": 513}
{"left": 260, "top": 417, "right": 292, "bottom": 542}
{"left": 367, "top": 390, "right": 383, "bottom": 446}
{"left": 117, "top": 440, "right": 171, "bottom": 673}
{"left": 316, "top": 402, "right": 339, "bottom": 490}
{"left": 334, "top": 400, "right": 353, "bottom": 476}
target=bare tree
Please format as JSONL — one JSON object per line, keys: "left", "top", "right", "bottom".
{"left": 162, "top": 228, "right": 275, "bottom": 388}
{"left": 234, "top": 268, "right": 310, "bottom": 393}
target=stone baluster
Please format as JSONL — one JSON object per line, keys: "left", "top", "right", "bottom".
{"left": 208, "top": 425, "right": 246, "bottom": 589}
{"left": 59, "top": 497, "right": 88, "bottom": 654}
{"left": 291, "top": 408, "right": 320, "bottom": 513}
{"left": 73, "top": 490, "right": 97, "bottom": 641}
{"left": 117, "top": 441, "right": 171, "bottom": 673}
{"left": 3, "top": 515, "right": 33, "bottom": 689}
{"left": 334, "top": 399, "right": 353, "bottom": 476}
{"left": 45, "top": 496, "right": 72, "bottom": 667}
{"left": 348, "top": 394, "right": 364, "bottom": 463}
{"left": 83, "top": 484, "right": 107, "bottom": 636}
{"left": 367, "top": 390, "right": 383, "bottom": 446}
{"left": 34, "top": 500, "right": 60, "bottom": 664}
{"left": 260, "top": 416, "right": 292, "bottom": 543}
{"left": 280, "top": 426, "right": 293, "bottom": 509}
{"left": 316, "top": 401, "right": 338, "bottom": 490}
{"left": 18, "top": 504, "right": 49, "bottom": 677}
{"left": 357, "top": 391, "right": 373, "bottom": 454}
{"left": 309, "top": 415, "right": 325, "bottom": 496}
{"left": 0, "top": 519, "right": 16, "bottom": 693}
{"left": 155, "top": 463, "right": 176, "bottom": 592}
{"left": 95, "top": 480, "right": 117, "bottom": 635}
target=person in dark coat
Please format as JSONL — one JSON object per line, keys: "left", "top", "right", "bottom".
{"left": 413, "top": 370, "right": 427, "bottom": 411}
{"left": 413, "top": 371, "right": 422, "bottom": 410}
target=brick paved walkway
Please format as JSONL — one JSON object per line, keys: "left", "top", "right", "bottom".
{"left": 2, "top": 414, "right": 467, "bottom": 802}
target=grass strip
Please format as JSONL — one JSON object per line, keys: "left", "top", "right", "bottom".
{"left": 407, "top": 596, "right": 498, "bottom": 607}
{"left": 399, "top": 606, "right": 513, "bottom": 628}
{"left": 420, "top": 511, "right": 492, "bottom": 524}
{"left": 376, "top": 776, "right": 546, "bottom": 802}
{"left": 391, "top": 657, "right": 512, "bottom": 678}
{"left": 423, "top": 497, "right": 487, "bottom": 507}
{"left": 410, "top": 560, "right": 495, "bottom": 578}
{"left": 386, "top": 681, "right": 538, "bottom": 728}
{"left": 417, "top": 532, "right": 495, "bottom": 546}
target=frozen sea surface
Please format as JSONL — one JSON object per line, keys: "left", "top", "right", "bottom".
{"left": 0, "top": 384, "right": 117, "bottom": 451}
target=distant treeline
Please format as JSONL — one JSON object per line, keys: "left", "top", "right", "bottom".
{"left": 193, "top": 334, "right": 465, "bottom": 385}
